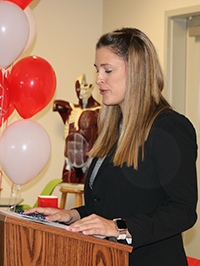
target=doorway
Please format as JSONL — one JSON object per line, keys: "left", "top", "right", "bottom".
{"left": 164, "top": 5, "right": 200, "bottom": 260}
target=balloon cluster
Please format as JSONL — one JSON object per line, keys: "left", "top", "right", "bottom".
{"left": 0, "top": 1, "right": 56, "bottom": 121}
{"left": 0, "top": 0, "right": 55, "bottom": 185}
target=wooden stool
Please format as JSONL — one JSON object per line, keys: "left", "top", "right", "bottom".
{"left": 59, "top": 183, "right": 84, "bottom": 209}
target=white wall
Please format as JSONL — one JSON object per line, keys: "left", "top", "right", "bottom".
{"left": 103, "top": 0, "right": 200, "bottom": 66}
{"left": 1, "top": 0, "right": 103, "bottom": 209}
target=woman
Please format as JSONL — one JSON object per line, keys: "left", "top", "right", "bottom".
{"left": 24, "top": 28, "right": 198, "bottom": 266}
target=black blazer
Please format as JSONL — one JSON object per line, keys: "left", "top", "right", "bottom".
{"left": 76, "top": 110, "right": 198, "bottom": 266}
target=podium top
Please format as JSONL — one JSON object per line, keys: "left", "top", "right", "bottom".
{"left": 0, "top": 209, "right": 133, "bottom": 254}
{"left": 0, "top": 209, "right": 67, "bottom": 230}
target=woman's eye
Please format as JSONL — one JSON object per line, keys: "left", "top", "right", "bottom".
{"left": 105, "top": 69, "right": 112, "bottom": 73}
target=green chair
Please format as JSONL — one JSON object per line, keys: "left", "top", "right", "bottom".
{"left": 16, "top": 179, "right": 63, "bottom": 210}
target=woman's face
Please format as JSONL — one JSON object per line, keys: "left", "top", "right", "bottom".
{"left": 94, "top": 47, "right": 127, "bottom": 110}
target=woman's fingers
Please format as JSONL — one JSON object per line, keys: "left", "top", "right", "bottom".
{"left": 23, "top": 210, "right": 118, "bottom": 237}
{"left": 66, "top": 214, "right": 118, "bottom": 238}
{"left": 23, "top": 207, "right": 57, "bottom": 216}
{"left": 23, "top": 208, "right": 80, "bottom": 224}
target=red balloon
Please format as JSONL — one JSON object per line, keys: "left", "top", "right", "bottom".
{"left": 2, "top": 0, "right": 34, "bottom": 10}
{"left": 0, "top": 70, "right": 14, "bottom": 126}
{"left": 9, "top": 56, "right": 56, "bottom": 119}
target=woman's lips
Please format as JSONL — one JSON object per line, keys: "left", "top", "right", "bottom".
{"left": 99, "top": 88, "right": 108, "bottom": 95}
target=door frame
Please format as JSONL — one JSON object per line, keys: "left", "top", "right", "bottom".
{"left": 164, "top": 5, "right": 200, "bottom": 259}
{"left": 164, "top": 5, "right": 200, "bottom": 115}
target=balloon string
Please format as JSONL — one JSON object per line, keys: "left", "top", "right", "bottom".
{"left": 13, "top": 185, "right": 21, "bottom": 212}
{"left": 0, "top": 68, "right": 11, "bottom": 134}
{"left": 9, "top": 182, "right": 14, "bottom": 208}
{"left": 1, "top": 68, "right": 5, "bottom": 111}
{"left": 4, "top": 68, "right": 9, "bottom": 78}
{"left": 9, "top": 183, "right": 21, "bottom": 212}
{"left": 5, "top": 104, "right": 13, "bottom": 129}
{"left": 0, "top": 68, "right": 5, "bottom": 134}
{"left": 1, "top": 68, "right": 6, "bottom": 76}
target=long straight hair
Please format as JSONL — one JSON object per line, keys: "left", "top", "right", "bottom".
{"left": 89, "top": 28, "right": 171, "bottom": 169}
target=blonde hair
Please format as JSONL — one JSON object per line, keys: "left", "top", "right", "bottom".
{"left": 89, "top": 28, "right": 171, "bottom": 169}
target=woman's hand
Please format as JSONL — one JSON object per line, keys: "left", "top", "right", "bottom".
{"left": 66, "top": 213, "right": 119, "bottom": 238}
{"left": 23, "top": 207, "right": 80, "bottom": 224}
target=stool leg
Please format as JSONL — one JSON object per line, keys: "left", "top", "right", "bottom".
{"left": 75, "top": 194, "right": 82, "bottom": 207}
{"left": 60, "top": 192, "right": 67, "bottom": 209}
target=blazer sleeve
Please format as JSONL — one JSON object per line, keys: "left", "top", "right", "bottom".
{"left": 75, "top": 205, "right": 88, "bottom": 218}
{"left": 125, "top": 113, "right": 198, "bottom": 249}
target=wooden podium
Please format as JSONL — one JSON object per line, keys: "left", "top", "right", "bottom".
{"left": 0, "top": 211, "right": 132, "bottom": 266}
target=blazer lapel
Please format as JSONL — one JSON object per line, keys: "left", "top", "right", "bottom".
{"left": 85, "top": 156, "right": 110, "bottom": 185}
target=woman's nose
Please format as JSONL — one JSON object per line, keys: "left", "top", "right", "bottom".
{"left": 96, "top": 73, "right": 104, "bottom": 85}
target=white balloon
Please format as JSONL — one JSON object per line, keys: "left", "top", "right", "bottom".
{"left": 0, "top": 120, "right": 51, "bottom": 185}
{"left": 22, "top": 7, "right": 36, "bottom": 54}
{"left": 0, "top": 2, "right": 29, "bottom": 68}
